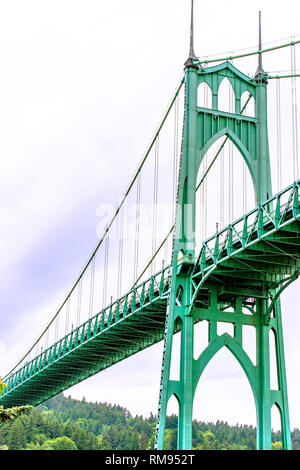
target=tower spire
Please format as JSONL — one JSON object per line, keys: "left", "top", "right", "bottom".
{"left": 255, "top": 10, "right": 265, "bottom": 78}
{"left": 184, "top": 0, "right": 197, "bottom": 68}
{"left": 189, "top": 0, "right": 195, "bottom": 58}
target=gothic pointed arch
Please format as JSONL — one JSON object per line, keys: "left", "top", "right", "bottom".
{"left": 192, "top": 333, "right": 257, "bottom": 408}
{"left": 195, "top": 128, "right": 258, "bottom": 200}
{"left": 218, "top": 77, "right": 235, "bottom": 113}
{"left": 156, "top": 46, "right": 291, "bottom": 451}
{"left": 197, "top": 81, "right": 213, "bottom": 108}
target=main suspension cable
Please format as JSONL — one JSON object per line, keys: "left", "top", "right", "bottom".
{"left": 195, "top": 38, "right": 300, "bottom": 66}
{"left": 3, "top": 76, "right": 185, "bottom": 380}
{"left": 198, "top": 33, "right": 300, "bottom": 63}
{"left": 133, "top": 91, "right": 254, "bottom": 288}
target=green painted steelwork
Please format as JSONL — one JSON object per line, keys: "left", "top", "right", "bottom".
{"left": 1, "top": 5, "right": 299, "bottom": 451}
{"left": 2, "top": 77, "right": 185, "bottom": 382}
{"left": 1, "top": 178, "right": 299, "bottom": 450}
{"left": 0, "top": 267, "right": 171, "bottom": 408}
{"left": 154, "top": 44, "right": 296, "bottom": 449}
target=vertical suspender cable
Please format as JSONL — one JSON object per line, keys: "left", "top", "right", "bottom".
{"left": 89, "top": 256, "right": 96, "bottom": 318}
{"left": 4, "top": 77, "right": 185, "bottom": 382}
{"left": 173, "top": 97, "right": 179, "bottom": 223}
{"left": 276, "top": 77, "right": 282, "bottom": 191}
{"left": 200, "top": 83, "right": 208, "bottom": 243}
{"left": 151, "top": 136, "right": 159, "bottom": 275}
{"left": 202, "top": 157, "right": 207, "bottom": 241}
{"left": 117, "top": 207, "right": 124, "bottom": 298}
{"left": 163, "top": 237, "right": 168, "bottom": 267}
{"left": 102, "top": 233, "right": 109, "bottom": 308}
{"left": 55, "top": 312, "right": 59, "bottom": 342}
{"left": 291, "top": 40, "right": 299, "bottom": 181}
{"left": 65, "top": 296, "right": 70, "bottom": 335}
{"left": 228, "top": 79, "right": 234, "bottom": 223}
{"left": 220, "top": 147, "right": 225, "bottom": 229}
{"left": 204, "top": 85, "right": 208, "bottom": 239}
{"left": 204, "top": 157, "right": 207, "bottom": 241}
{"left": 230, "top": 56, "right": 234, "bottom": 221}
{"left": 228, "top": 143, "right": 231, "bottom": 223}
{"left": 45, "top": 327, "right": 49, "bottom": 350}
{"left": 243, "top": 161, "right": 247, "bottom": 214}
{"left": 242, "top": 93, "right": 247, "bottom": 215}
{"left": 77, "top": 277, "right": 82, "bottom": 326}
{"left": 133, "top": 172, "right": 141, "bottom": 283}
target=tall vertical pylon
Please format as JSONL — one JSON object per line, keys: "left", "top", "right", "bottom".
{"left": 155, "top": 5, "right": 291, "bottom": 450}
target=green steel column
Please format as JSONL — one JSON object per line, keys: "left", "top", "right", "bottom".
{"left": 155, "top": 298, "right": 176, "bottom": 449}
{"left": 273, "top": 300, "right": 292, "bottom": 450}
{"left": 156, "top": 9, "right": 292, "bottom": 451}
{"left": 255, "top": 10, "right": 272, "bottom": 204}
{"left": 255, "top": 68, "right": 273, "bottom": 451}
{"left": 156, "top": 60, "right": 198, "bottom": 450}
{"left": 255, "top": 70, "right": 291, "bottom": 449}
{"left": 256, "top": 298, "right": 272, "bottom": 450}
{"left": 177, "top": 66, "right": 198, "bottom": 254}
{"left": 173, "top": 63, "right": 198, "bottom": 449}
{"left": 255, "top": 77, "right": 272, "bottom": 204}
{"left": 177, "top": 278, "right": 194, "bottom": 450}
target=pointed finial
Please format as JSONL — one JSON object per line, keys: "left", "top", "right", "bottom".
{"left": 189, "top": 0, "right": 195, "bottom": 58}
{"left": 184, "top": 0, "right": 198, "bottom": 68}
{"left": 255, "top": 10, "right": 265, "bottom": 78}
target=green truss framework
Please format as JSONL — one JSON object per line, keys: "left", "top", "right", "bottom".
{"left": 1, "top": 59, "right": 300, "bottom": 451}
{"left": 154, "top": 60, "right": 298, "bottom": 451}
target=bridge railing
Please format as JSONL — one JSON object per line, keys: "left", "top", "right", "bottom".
{"left": 193, "top": 179, "right": 300, "bottom": 279}
{"left": 4, "top": 178, "right": 300, "bottom": 395}
{"left": 2, "top": 265, "right": 172, "bottom": 395}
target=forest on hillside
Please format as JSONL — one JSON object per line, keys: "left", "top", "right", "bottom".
{"left": 0, "top": 393, "right": 299, "bottom": 450}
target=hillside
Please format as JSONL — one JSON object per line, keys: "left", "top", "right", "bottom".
{"left": 0, "top": 393, "right": 299, "bottom": 450}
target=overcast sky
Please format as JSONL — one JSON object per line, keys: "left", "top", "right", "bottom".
{"left": 1, "top": 0, "right": 300, "bottom": 433}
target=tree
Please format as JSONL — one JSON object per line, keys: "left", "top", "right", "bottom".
{"left": 0, "top": 392, "right": 298, "bottom": 451}
{"left": 7, "top": 420, "right": 26, "bottom": 450}
{"left": 139, "top": 432, "right": 149, "bottom": 450}
{"left": 272, "top": 441, "right": 283, "bottom": 450}
{"left": 0, "top": 377, "right": 6, "bottom": 395}
{"left": 97, "top": 435, "right": 113, "bottom": 450}
{"left": 42, "top": 436, "right": 77, "bottom": 450}
{"left": 163, "top": 429, "right": 177, "bottom": 450}
{"left": 71, "top": 425, "right": 90, "bottom": 450}
{"left": 0, "top": 405, "right": 33, "bottom": 425}
{"left": 0, "top": 377, "right": 33, "bottom": 425}
{"left": 194, "top": 430, "right": 216, "bottom": 450}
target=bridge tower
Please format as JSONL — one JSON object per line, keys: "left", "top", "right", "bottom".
{"left": 155, "top": 5, "right": 291, "bottom": 450}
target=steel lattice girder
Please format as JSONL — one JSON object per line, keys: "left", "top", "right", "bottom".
{"left": 2, "top": 180, "right": 300, "bottom": 410}
{"left": 0, "top": 268, "right": 171, "bottom": 408}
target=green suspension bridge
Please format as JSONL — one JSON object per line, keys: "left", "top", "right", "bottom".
{"left": 1, "top": 3, "right": 300, "bottom": 450}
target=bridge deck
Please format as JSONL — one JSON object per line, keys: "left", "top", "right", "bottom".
{"left": 0, "top": 268, "right": 171, "bottom": 408}
{"left": 1, "top": 180, "right": 300, "bottom": 408}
